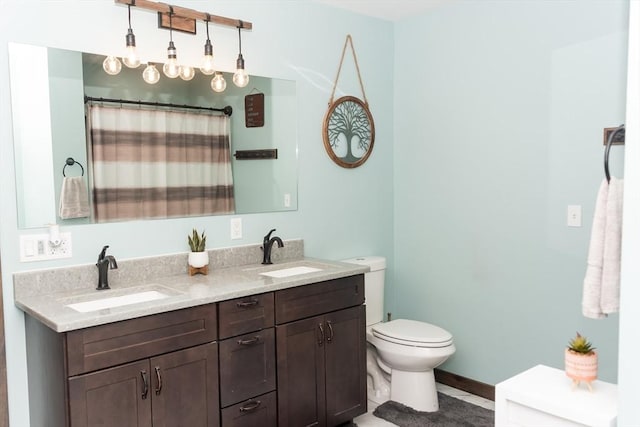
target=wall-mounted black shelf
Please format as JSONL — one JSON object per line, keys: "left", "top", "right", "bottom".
{"left": 234, "top": 149, "right": 278, "bottom": 160}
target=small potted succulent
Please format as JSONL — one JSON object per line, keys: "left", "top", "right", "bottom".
{"left": 187, "top": 229, "right": 208, "bottom": 269}
{"left": 565, "top": 332, "right": 597, "bottom": 391}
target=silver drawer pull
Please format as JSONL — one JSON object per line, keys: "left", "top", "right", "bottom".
{"left": 326, "top": 320, "right": 334, "bottom": 343}
{"left": 238, "top": 336, "right": 261, "bottom": 346}
{"left": 236, "top": 299, "right": 259, "bottom": 308}
{"left": 140, "top": 370, "right": 149, "bottom": 400}
{"left": 317, "top": 323, "right": 325, "bottom": 346}
{"left": 239, "top": 400, "right": 262, "bottom": 412}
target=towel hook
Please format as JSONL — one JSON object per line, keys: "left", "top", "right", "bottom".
{"left": 604, "top": 124, "right": 624, "bottom": 183}
{"left": 63, "top": 157, "right": 85, "bottom": 177}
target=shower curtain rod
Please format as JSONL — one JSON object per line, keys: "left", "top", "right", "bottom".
{"left": 84, "top": 96, "right": 233, "bottom": 116}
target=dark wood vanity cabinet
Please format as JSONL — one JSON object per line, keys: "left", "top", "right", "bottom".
{"left": 25, "top": 273, "right": 365, "bottom": 427}
{"left": 275, "top": 275, "right": 367, "bottom": 427}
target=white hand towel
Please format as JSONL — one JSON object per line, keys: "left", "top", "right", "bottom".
{"left": 601, "top": 177, "right": 623, "bottom": 313}
{"left": 582, "top": 179, "right": 608, "bottom": 319}
{"left": 59, "top": 176, "right": 90, "bottom": 219}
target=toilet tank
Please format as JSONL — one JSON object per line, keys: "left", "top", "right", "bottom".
{"left": 342, "top": 256, "right": 386, "bottom": 326}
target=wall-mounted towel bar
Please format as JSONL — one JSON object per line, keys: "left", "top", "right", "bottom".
{"left": 63, "top": 157, "right": 84, "bottom": 177}
{"left": 604, "top": 124, "right": 625, "bottom": 183}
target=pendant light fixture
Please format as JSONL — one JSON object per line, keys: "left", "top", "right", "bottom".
{"left": 142, "top": 62, "right": 160, "bottom": 84}
{"left": 103, "top": 56, "right": 122, "bottom": 75}
{"left": 232, "top": 24, "right": 249, "bottom": 88}
{"left": 200, "top": 16, "right": 215, "bottom": 75}
{"left": 180, "top": 65, "right": 195, "bottom": 81}
{"left": 211, "top": 72, "right": 227, "bottom": 93}
{"left": 122, "top": 4, "right": 141, "bottom": 68}
{"left": 162, "top": 7, "right": 180, "bottom": 78}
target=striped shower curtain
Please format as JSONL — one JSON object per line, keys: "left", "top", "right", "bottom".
{"left": 87, "top": 104, "right": 235, "bottom": 222}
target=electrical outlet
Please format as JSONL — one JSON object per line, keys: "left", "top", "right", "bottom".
{"left": 567, "top": 205, "right": 582, "bottom": 227}
{"left": 20, "top": 232, "right": 73, "bottom": 262}
{"left": 230, "top": 218, "right": 242, "bottom": 240}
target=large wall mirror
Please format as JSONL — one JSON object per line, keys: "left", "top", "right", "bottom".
{"left": 9, "top": 42, "right": 298, "bottom": 229}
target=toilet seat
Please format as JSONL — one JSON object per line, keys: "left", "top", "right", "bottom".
{"left": 372, "top": 319, "right": 453, "bottom": 348}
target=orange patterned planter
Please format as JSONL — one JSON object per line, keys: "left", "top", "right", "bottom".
{"left": 565, "top": 348, "right": 597, "bottom": 391}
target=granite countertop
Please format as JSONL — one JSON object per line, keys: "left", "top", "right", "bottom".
{"left": 14, "top": 257, "right": 369, "bottom": 333}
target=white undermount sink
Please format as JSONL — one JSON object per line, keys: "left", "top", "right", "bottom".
{"left": 66, "top": 290, "right": 169, "bottom": 313}
{"left": 260, "top": 266, "right": 322, "bottom": 278}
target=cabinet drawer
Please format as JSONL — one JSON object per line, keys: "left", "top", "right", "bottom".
{"left": 275, "top": 275, "right": 364, "bottom": 324}
{"left": 221, "top": 391, "right": 277, "bottom": 427}
{"left": 219, "top": 293, "right": 274, "bottom": 339}
{"left": 219, "top": 328, "right": 276, "bottom": 407}
{"left": 66, "top": 304, "right": 217, "bottom": 376}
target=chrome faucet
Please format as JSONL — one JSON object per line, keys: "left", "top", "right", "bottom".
{"left": 96, "top": 245, "right": 118, "bottom": 290}
{"left": 261, "top": 229, "right": 284, "bottom": 265}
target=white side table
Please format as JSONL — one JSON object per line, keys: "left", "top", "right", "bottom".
{"left": 495, "top": 364, "right": 617, "bottom": 427}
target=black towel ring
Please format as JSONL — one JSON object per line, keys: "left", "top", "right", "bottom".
{"left": 63, "top": 157, "right": 85, "bottom": 177}
{"left": 604, "top": 124, "right": 625, "bottom": 183}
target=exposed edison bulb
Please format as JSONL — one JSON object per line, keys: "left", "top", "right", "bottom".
{"left": 123, "top": 46, "right": 140, "bottom": 68}
{"left": 163, "top": 60, "right": 180, "bottom": 78}
{"left": 142, "top": 63, "right": 160, "bottom": 84}
{"left": 103, "top": 56, "right": 122, "bottom": 75}
{"left": 211, "top": 72, "right": 227, "bottom": 93}
{"left": 233, "top": 54, "right": 249, "bottom": 88}
{"left": 200, "top": 55, "right": 215, "bottom": 75}
{"left": 179, "top": 65, "right": 195, "bottom": 81}
{"left": 233, "top": 68, "right": 249, "bottom": 88}
{"left": 163, "top": 41, "right": 180, "bottom": 78}
{"left": 122, "top": 29, "right": 140, "bottom": 68}
{"left": 200, "top": 39, "right": 215, "bottom": 75}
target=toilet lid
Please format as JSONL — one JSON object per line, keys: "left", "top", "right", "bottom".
{"left": 372, "top": 319, "right": 453, "bottom": 347}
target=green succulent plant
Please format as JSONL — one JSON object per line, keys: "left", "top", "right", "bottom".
{"left": 188, "top": 229, "right": 207, "bottom": 252}
{"left": 567, "top": 332, "right": 595, "bottom": 355}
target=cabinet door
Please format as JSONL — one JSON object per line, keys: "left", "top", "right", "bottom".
{"left": 150, "top": 342, "right": 220, "bottom": 427}
{"left": 68, "top": 359, "right": 152, "bottom": 427}
{"left": 324, "top": 306, "right": 367, "bottom": 425}
{"left": 276, "top": 315, "right": 326, "bottom": 427}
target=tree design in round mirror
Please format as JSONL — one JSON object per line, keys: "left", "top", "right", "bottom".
{"left": 322, "top": 95, "right": 375, "bottom": 168}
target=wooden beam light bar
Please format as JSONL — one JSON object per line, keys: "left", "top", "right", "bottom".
{"left": 114, "top": 0, "right": 253, "bottom": 30}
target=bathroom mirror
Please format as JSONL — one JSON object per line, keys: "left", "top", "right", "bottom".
{"left": 9, "top": 42, "right": 298, "bottom": 229}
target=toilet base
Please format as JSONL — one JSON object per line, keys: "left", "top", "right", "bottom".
{"left": 390, "top": 369, "right": 439, "bottom": 412}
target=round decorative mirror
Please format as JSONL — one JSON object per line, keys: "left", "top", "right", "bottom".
{"left": 322, "top": 96, "right": 375, "bottom": 168}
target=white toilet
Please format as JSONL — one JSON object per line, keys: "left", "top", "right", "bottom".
{"left": 342, "top": 256, "right": 456, "bottom": 412}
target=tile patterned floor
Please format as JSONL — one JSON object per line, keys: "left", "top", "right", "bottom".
{"left": 353, "top": 383, "right": 495, "bottom": 426}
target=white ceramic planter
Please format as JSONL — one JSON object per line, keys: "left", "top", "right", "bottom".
{"left": 188, "top": 251, "right": 209, "bottom": 268}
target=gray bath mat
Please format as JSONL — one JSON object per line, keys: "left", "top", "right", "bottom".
{"left": 373, "top": 392, "right": 494, "bottom": 427}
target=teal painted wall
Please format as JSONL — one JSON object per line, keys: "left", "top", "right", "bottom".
{"left": 0, "top": 2, "right": 394, "bottom": 425}
{"left": 0, "top": 0, "right": 633, "bottom": 424}
{"left": 393, "top": 1, "right": 628, "bottom": 385}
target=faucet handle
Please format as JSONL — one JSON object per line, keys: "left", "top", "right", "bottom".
{"left": 98, "top": 245, "right": 109, "bottom": 262}
{"left": 264, "top": 229, "right": 276, "bottom": 242}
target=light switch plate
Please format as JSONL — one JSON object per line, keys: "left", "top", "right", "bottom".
{"left": 19, "top": 232, "right": 73, "bottom": 262}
